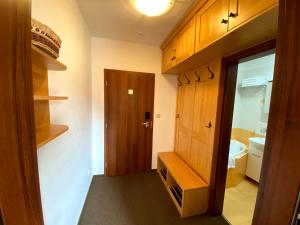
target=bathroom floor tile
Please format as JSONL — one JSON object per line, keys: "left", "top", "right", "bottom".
{"left": 223, "top": 178, "right": 258, "bottom": 225}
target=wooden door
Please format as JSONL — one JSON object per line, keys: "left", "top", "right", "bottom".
{"left": 104, "top": 69, "right": 155, "bottom": 176}
{"left": 190, "top": 61, "right": 221, "bottom": 183}
{"left": 228, "top": 0, "right": 278, "bottom": 30}
{"left": 0, "top": 0, "right": 44, "bottom": 224}
{"left": 162, "top": 40, "right": 177, "bottom": 73}
{"left": 174, "top": 79, "right": 196, "bottom": 164}
{"left": 175, "top": 16, "right": 196, "bottom": 64}
{"left": 195, "top": 0, "right": 229, "bottom": 52}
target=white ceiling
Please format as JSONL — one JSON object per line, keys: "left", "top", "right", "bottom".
{"left": 76, "top": 0, "right": 196, "bottom": 46}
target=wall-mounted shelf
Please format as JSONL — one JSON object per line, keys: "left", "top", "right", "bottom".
{"left": 34, "top": 95, "right": 68, "bottom": 101}
{"left": 36, "top": 124, "right": 68, "bottom": 148}
{"left": 32, "top": 44, "right": 68, "bottom": 149}
{"left": 32, "top": 45, "right": 67, "bottom": 71}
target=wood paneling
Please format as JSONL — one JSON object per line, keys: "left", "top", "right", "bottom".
{"left": 195, "top": 0, "right": 229, "bottom": 52}
{"left": 228, "top": 0, "right": 278, "bottom": 30}
{"left": 104, "top": 69, "right": 155, "bottom": 176}
{"left": 190, "top": 60, "right": 221, "bottom": 183}
{"left": 252, "top": 0, "right": 300, "bottom": 224}
{"left": 0, "top": 0, "right": 44, "bottom": 224}
{"left": 175, "top": 60, "right": 221, "bottom": 184}
{"left": 175, "top": 82, "right": 196, "bottom": 163}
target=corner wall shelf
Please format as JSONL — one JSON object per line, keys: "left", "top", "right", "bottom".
{"left": 32, "top": 45, "right": 67, "bottom": 71}
{"left": 36, "top": 124, "right": 68, "bottom": 148}
{"left": 32, "top": 44, "right": 69, "bottom": 149}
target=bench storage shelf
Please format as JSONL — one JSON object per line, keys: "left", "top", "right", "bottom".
{"left": 157, "top": 152, "right": 209, "bottom": 218}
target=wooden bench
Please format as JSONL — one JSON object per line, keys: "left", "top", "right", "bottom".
{"left": 157, "top": 152, "right": 209, "bottom": 218}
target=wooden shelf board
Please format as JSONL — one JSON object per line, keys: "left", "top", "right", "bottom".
{"left": 34, "top": 95, "right": 68, "bottom": 101}
{"left": 36, "top": 124, "right": 68, "bottom": 148}
{"left": 158, "top": 152, "right": 208, "bottom": 190}
{"left": 32, "top": 45, "right": 67, "bottom": 71}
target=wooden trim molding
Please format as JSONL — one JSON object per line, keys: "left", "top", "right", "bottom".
{"left": 252, "top": 0, "right": 300, "bottom": 224}
{"left": 0, "top": 0, "right": 44, "bottom": 224}
{"left": 209, "top": 40, "right": 276, "bottom": 215}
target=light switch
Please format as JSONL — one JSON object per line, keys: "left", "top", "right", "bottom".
{"left": 156, "top": 114, "right": 161, "bottom": 118}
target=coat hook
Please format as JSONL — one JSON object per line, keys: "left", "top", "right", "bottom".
{"left": 184, "top": 74, "right": 190, "bottom": 84}
{"left": 194, "top": 71, "right": 200, "bottom": 82}
{"left": 177, "top": 77, "right": 182, "bottom": 86}
{"left": 207, "top": 66, "right": 215, "bottom": 79}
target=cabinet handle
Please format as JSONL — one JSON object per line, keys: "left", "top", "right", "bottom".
{"left": 229, "top": 12, "right": 237, "bottom": 18}
{"left": 171, "top": 56, "right": 176, "bottom": 61}
{"left": 221, "top": 18, "right": 228, "bottom": 24}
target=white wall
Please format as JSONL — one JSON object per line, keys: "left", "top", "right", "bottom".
{"left": 91, "top": 37, "right": 178, "bottom": 175}
{"left": 32, "top": 1, "right": 92, "bottom": 225}
{"left": 232, "top": 54, "right": 275, "bottom": 132}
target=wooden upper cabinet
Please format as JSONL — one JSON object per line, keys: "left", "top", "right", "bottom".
{"left": 175, "top": 16, "right": 196, "bottom": 65}
{"left": 162, "top": 40, "right": 177, "bottom": 73}
{"left": 195, "top": 0, "right": 229, "bottom": 52}
{"left": 228, "top": 0, "right": 278, "bottom": 30}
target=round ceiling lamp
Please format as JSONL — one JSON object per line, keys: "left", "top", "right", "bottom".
{"left": 133, "top": 0, "right": 175, "bottom": 17}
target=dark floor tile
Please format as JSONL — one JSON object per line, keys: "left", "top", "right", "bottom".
{"left": 79, "top": 172, "right": 229, "bottom": 225}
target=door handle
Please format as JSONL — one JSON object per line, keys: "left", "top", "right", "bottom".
{"left": 141, "top": 121, "right": 151, "bottom": 128}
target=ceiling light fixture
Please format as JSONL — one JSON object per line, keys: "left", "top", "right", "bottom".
{"left": 133, "top": 0, "right": 175, "bottom": 17}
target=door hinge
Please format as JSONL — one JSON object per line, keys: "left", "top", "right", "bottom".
{"left": 105, "top": 123, "right": 108, "bottom": 129}
{"left": 105, "top": 81, "right": 108, "bottom": 87}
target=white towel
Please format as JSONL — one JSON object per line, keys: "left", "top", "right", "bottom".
{"left": 265, "top": 82, "right": 272, "bottom": 113}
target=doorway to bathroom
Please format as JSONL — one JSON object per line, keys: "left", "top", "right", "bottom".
{"left": 221, "top": 50, "right": 276, "bottom": 225}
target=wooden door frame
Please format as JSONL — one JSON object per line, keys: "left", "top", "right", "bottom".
{"left": 211, "top": 1, "right": 300, "bottom": 224}
{"left": 209, "top": 39, "right": 276, "bottom": 215}
{"left": 0, "top": 0, "right": 44, "bottom": 224}
{"left": 103, "top": 69, "right": 155, "bottom": 176}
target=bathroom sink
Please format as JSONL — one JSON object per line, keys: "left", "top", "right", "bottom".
{"left": 249, "top": 137, "right": 265, "bottom": 151}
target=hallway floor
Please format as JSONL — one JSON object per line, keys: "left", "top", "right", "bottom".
{"left": 79, "top": 171, "right": 229, "bottom": 225}
{"left": 223, "top": 178, "right": 258, "bottom": 225}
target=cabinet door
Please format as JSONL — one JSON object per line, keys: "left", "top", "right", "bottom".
{"left": 189, "top": 61, "right": 221, "bottom": 183}
{"left": 174, "top": 79, "right": 196, "bottom": 163}
{"left": 162, "top": 41, "right": 177, "bottom": 73}
{"left": 175, "top": 16, "right": 196, "bottom": 64}
{"left": 228, "top": 0, "right": 278, "bottom": 30}
{"left": 246, "top": 151, "right": 263, "bottom": 182}
{"left": 195, "top": 0, "right": 229, "bottom": 52}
